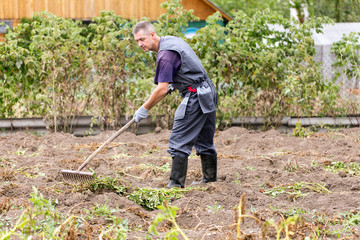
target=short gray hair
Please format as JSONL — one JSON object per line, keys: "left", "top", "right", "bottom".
{"left": 132, "top": 21, "right": 155, "bottom": 35}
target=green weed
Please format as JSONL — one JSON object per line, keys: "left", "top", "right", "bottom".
{"left": 311, "top": 161, "right": 320, "bottom": 167}
{"left": 148, "top": 201, "right": 189, "bottom": 240}
{"left": 325, "top": 161, "right": 360, "bottom": 175}
{"left": 284, "top": 207, "right": 312, "bottom": 219}
{"left": 0, "top": 187, "right": 129, "bottom": 239}
{"left": 207, "top": 201, "right": 224, "bottom": 214}
{"left": 266, "top": 215, "right": 304, "bottom": 240}
{"left": 90, "top": 175, "right": 129, "bottom": 195}
{"left": 23, "top": 172, "right": 46, "bottom": 179}
{"left": 1, "top": 187, "right": 353, "bottom": 239}
{"left": 341, "top": 210, "right": 360, "bottom": 226}
{"left": 15, "top": 147, "right": 26, "bottom": 156}
{"left": 128, "top": 187, "right": 190, "bottom": 211}
{"left": 0, "top": 187, "right": 61, "bottom": 239}
{"left": 284, "top": 158, "right": 300, "bottom": 172}
{"left": 233, "top": 172, "right": 241, "bottom": 184}
{"left": 264, "top": 182, "right": 330, "bottom": 201}
{"left": 139, "top": 163, "right": 171, "bottom": 173}
{"left": 293, "top": 122, "right": 313, "bottom": 138}
{"left": 99, "top": 217, "right": 129, "bottom": 240}
{"left": 244, "top": 166, "right": 256, "bottom": 171}
{"left": 83, "top": 203, "right": 117, "bottom": 218}
{"left": 74, "top": 175, "right": 129, "bottom": 195}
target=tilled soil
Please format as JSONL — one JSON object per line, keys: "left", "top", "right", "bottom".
{"left": 1, "top": 126, "right": 360, "bottom": 239}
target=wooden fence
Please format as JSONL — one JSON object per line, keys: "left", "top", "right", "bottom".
{"left": 0, "top": 0, "right": 231, "bottom": 42}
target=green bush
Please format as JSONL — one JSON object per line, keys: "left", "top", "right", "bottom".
{"left": 0, "top": 0, "right": 345, "bottom": 131}
{"left": 331, "top": 31, "right": 360, "bottom": 115}
{"left": 190, "top": 11, "right": 338, "bottom": 126}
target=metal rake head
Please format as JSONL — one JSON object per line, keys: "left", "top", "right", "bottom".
{"left": 61, "top": 170, "right": 95, "bottom": 183}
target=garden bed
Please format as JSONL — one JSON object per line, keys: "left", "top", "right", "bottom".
{"left": 1, "top": 126, "right": 360, "bottom": 238}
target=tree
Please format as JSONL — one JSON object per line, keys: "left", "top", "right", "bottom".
{"left": 212, "top": 0, "right": 360, "bottom": 22}
{"left": 309, "top": 0, "right": 360, "bottom": 22}
{"left": 212, "top": 0, "right": 290, "bottom": 18}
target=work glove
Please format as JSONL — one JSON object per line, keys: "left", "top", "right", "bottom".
{"left": 134, "top": 106, "right": 148, "bottom": 123}
{"left": 168, "top": 84, "right": 175, "bottom": 94}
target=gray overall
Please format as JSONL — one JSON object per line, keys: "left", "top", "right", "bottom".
{"left": 158, "top": 36, "right": 217, "bottom": 158}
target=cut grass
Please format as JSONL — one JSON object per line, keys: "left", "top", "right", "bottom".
{"left": 324, "top": 161, "right": 360, "bottom": 175}
{"left": 128, "top": 187, "right": 192, "bottom": 211}
{"left": 264, "top": 181, "right": 330, "bottom": 201}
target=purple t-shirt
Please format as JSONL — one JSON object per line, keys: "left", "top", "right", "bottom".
{"left": 154, "top": 38, "right": 181, "bottom": 84}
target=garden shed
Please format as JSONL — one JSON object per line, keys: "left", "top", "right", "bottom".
{"left": 0, "top": 0, "right": 232, "bottom": 41}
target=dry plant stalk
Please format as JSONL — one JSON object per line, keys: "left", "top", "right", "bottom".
{"left": 64, "top": 217, "right": 76, "bottom": 240}
{"left": 0, "top": 168, "right": 16, "bottom": 181}
{"left": 54, "top": 215, "right": 91, "bottom": 239}
{"left": 0, "top": 198, "right": 11, "bottom": 213}
{"left": 236, "top": 193, "right": 246, "bottom": 236}
{"left": 53, "top": 214, "right": 76, "bottom": 237}
{"left": 234, "top": 193, "right": 264, "bottom": 239}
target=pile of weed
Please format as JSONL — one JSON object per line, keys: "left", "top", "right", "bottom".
{"left": 128, "top": 187, "right": 191, "bottom": 211}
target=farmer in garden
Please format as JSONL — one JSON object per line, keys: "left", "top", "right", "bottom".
{"left": 132, "top": 21, "right": 218, "bottom": 188}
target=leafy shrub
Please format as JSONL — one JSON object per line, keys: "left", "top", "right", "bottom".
{"left": 0, "top": 0, "right": 346, "bottom": 130}
{"left": 331, "top": 32, "right": 360, "bottom": 115}
{"left": 87, "top": 12, "right": 154, "bottom": 129}
{"left": 190, "top": 11, "right": 338, "bottom": 126}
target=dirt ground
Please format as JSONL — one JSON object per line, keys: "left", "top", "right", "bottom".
{"left": 1, "top": 125, "right": 360, "bottom": 239}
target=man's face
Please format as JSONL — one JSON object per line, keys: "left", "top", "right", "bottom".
{"left": 134, "top": 30, "right": 156, "bottom": 52}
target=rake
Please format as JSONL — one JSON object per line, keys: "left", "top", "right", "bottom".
{"left": 61, "top": 118, "right": 135, "bottom": 183}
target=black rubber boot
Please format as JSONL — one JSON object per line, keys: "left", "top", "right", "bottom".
{"left": 168, "top": 156, "right": 188, "bottom": 188}
{"left": 199, "top": 153, "right": 217, "bottom": 183}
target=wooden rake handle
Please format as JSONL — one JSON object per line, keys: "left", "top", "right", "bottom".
{"left": 77, "top": 86, "right": 174, "bottom": 172}
{"left": 77, "top": 118, "right": 136, "bottom": 171}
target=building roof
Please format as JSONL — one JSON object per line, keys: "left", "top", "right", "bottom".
{"left": 202, "top": 0, "right": 232, "bottom": 21}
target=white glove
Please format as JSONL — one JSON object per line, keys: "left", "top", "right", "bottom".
{"left": 134, "top": 106, "right": 148, "bottom": 123}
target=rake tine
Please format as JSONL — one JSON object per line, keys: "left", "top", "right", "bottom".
{"left": 60, "top": 118, "right": 137, "bottom": 184}
{"left": 61, "top": 170, "right": 95, "bottom": 183}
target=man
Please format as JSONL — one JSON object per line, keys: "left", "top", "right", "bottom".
{"left": 132, "top": 21, "right": 217, "bottom": 188}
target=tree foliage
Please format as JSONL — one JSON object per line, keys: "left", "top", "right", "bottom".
{"left": 212, "top": 0, "right": 290, "bottom": 19}
{"left": 212, "top": 0, "right": 360, "bottom": 23}
{"left": 309, "top": 0, "right": 360, "bottom": 22}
